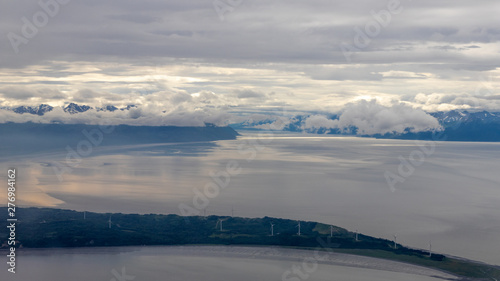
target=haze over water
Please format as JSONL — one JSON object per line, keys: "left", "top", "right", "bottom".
{"left": 2, "top": 133, "right": 500, "bottom": 265}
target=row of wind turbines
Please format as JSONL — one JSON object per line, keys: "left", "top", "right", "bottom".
{"left": 216, "top": 218, "right": 359, "bottom": 240}
{"left": 215, "top": 217, "right": 432, "bottom": 257}
{"left": 94, "top": 210, "right": 433, "bottom": 258}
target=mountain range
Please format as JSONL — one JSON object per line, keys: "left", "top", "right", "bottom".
{"left": 5, "top": 102, "right": 500, "bottom": 125}
{"left": 2, "top": 103, "right": 137, "bottom": 115}
{"left": 234, "top": 110, "right": 500, "bottom": 142}
{"left": 3, "top": 103, "right": 500, "bottom": 141}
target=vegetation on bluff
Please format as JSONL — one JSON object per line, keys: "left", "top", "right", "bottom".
{"left": 1, "top": 207, "right": 499, "bottom": 280}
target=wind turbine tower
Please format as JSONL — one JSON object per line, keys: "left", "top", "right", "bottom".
{"left": 429, "top": 241, "right": 432, "bottom": 258}
{"left": 270, "top": 223, "right": 275, "bottom": 236}
{"left": 393, "top": 234, "right": 397, "bottom": 249}
{"left": 297, "top": 221, "right": 301, "bottom": 236}
{"left": 355, "top": 230, "right": 359, "bottom": 241}
{"left": 108, "top": 215, "right": 112, "bottom": 229}
{"left": 216, "top": 218, "right": 226, "bottom": 231}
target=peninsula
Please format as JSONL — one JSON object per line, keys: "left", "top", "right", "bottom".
{"left": 1, "top": 207, "right": 499, "bottom": 280}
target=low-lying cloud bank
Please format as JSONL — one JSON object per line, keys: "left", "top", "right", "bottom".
{"left": 0, "top": 99, "right": 447, "bottom": 135}
{"left": 0, "top": 104, "right": 233, "bottom": 127}
{"left": 303, "top": 100, "right": 443, "bottom": 135}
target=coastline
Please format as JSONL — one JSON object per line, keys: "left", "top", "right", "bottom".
{"left": 2, "top": 208, "right": 499, "bottom": 280}
{"left": 16, "top": 245, "right": 459, "bottom": 280}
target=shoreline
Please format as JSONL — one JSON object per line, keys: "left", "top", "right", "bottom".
{"left": 15, "top": 244, "right": 460, "bottom": 280}
{"left": 2, "top": 207, "right": 499, "bottom": 280}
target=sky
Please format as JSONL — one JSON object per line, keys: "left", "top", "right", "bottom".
{"left": 0, "top": 0, "right": 499, "bottom": 131}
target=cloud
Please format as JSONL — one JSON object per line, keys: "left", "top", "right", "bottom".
{"left": 0, "top": 0, "right": 499, "bottom": 118}
{"left": 303, "top": 115, "right": 338, "bottom": 131}
{"left": 106, "top": 14, "right": 161, "bottom": 24}
{"left": 235, "top": 89, "right": 266, "bottom": 99}
{"left": 72, "top": 89, "right": 102, "bottom": 103}
{"left": 303, "top": 100, "right": 442, "bottom": 135}
{"left": 0, "top": 87, "right": 65, "bottom": 102}
{"left": 412, "top": 92, "right": 500, "bottom": 112}
{"left": 0, "top": 105, "right": 232, "bottom": 127}
{"left": 337, "top": 100, "right": 442, "bottom": 135}
{"left": 0, "top": 86, "right": 238, "bottom": 127}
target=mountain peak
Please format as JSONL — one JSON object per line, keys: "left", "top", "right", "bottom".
{"left": 96, "top": 105, "right": 119, "bottom": 112}
{"left": 12, "top": 104, "right": 54, "bottom": 116}
{"left": 63, "top": 103, "right": 92, "bottom": 114}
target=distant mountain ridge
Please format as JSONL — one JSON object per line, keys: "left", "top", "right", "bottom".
{"left": 3, "top": 103, "right": 500, "bottom": 141}
{"left": 2, "top": 103, "right": 137, "bottom": 115}
{"left": 12, "top": 104, "right": 54, "bottom": 116}
{"left": 373, "top": 110, "right": 500, "bottom": 141}
{"left": 7, "top": 103, "right": 500, "bottom": 126}
{"left": 233, "top": 110, "right": 500, "bottom": 141}
{"left": 430, "top": 110, "right": 500, "bottom": 124}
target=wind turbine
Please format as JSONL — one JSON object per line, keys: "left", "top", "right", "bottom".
{"left": 216, "top": 218, "right": 227, "bottom": 231}
{"left": 108, "top": 215, "right": 112, "bottom": 229}
{"left": 355, "top": 229, "right": 359, "bottom": 241}
{"left": 270, "top": 223, "right": 275, "bottom": 236}
{"left": 428, "top": 241, "right": 432, "bottom": 258}
{"left": 296, "top": 221, "right": 301, "bottom": 236}
{"left": 393, "top": 234, "right": 397, "bottom": 249}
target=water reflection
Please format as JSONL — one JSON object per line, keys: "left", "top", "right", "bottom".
{"left": 1, "top": 133, "right": 500, "bottom": 265}
{"left": 0, "top": 246, "right": 454, "bottom": 281}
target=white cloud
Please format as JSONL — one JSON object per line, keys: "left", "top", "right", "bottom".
{"left": 337, "top": 100, "right": 442, "bottom": 135}
{"left": 303, "top": 115, "right": 338, "bottom": 131}
{"left": 413, "top": 92, "right": 500, "bottom": 112}
{"left": 303, "top": 100, "right": 442, "bottom": 135}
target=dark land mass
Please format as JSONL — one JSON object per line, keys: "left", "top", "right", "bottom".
{"left": 370, "top": 121, "right": 500, "bottom": 142}
{"left": 1, "top": 207, "right": 499, "bottom": 280}
{"left": 231, "top": 111, "right": 500, "bottom": 142}
{"left": 0, "top": 122, "right": 239, "bottom": 156}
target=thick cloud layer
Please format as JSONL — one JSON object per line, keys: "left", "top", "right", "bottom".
{"left": 0, "top": 106, "right": 232, "bottom": 127}
{"left": 303, "top": 100, "right": 442, "bottom": 135}
{"left": 0, "top": 88, "right": 237, "bottom": 126}
{"left": 0, "top": 0, "right": 498, "bottom": 122}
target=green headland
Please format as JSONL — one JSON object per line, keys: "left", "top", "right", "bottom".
{"left": 1, "top": 207, "right": 499, "bottom": 280}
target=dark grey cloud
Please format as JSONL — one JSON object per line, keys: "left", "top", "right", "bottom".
{"left": 0, "top": 0, "right": 498, "bottom": 116}
{"left": 106, "top": 14, "right": 162, "bottom": 24}
{"left": 484, "top": 95, "right": 500, "bottom": 100}
{"left": 0, "top": 87, "right": 65, "bottom": 101}
{"left": 1, "top": 0, "right": 498, "bottom": 67}
{"left": 235, "top": 89, "right": 266, "bottom": 99}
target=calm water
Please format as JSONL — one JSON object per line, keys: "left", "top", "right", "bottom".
{"left": 1, "top": 133, "right": 500, "bottom": 266}
{"left": 0, "top": 246, "right": 455, "bottom": 281}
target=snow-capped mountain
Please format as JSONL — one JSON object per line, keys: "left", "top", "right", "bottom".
{"left": 232, "top": 110, "right": 500, "bottom": 141}
{"left": 63, "top": 103, "right": 92, "bottom": 114}
{"left": 12, "top": 104, "right": 54, "bottom": 116}
{"left": 1, "top": 103, "right": 137, "bottom": 115}
{"left": 96, "top": 105, "right": 119, "bottom": 112}
{"left": 430, "top": 110, "right": 500, "bottom": 125}
{"left": 121, "top": 105, "right": 137, "bottom": 111}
